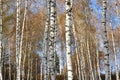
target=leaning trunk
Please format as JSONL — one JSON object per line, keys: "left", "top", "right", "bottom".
{"left": 16, "top": 0, "right": 21, "bottom": 79}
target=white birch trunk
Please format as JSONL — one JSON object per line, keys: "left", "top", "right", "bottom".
{"left": 110, "top": 22, "right": 119, "bottom": 80}
{"left": 0, "top": 0, "right": 2, "bottom": 79}
{"left": 72, "top": 20, "right": 81, "bottom": 80}
{"left": 21, "top": 1, "right": 27, "bottom": 80}
{"left": 20, "top": 0, "right": 27, "bottom": 61}
{"left": 78, "top": 33, "right": 85, "bottom": 80}
{"left": 59, "top": 41, "right": 62, "bottom": 74}
{"left": 8, "top": 40, "right": 11, "bottom": 80}
{"left": 95, "top": 36, "right": 102, "bottom": 80}
{"left": 22, "top": 51, "right": 26, "bottom": 80}
{"left": 65, "top": 0, "right": 73, "bottom": 80}
{"left": 16, "top": 0, "right": 21, "bottom": 79}
{"left": 27, "top": 43, "right": 31, "bottom": 80}
{"left": 41, "top": 62, "right": 42, "bottom": 80}
{"left": 43, "top": 0, "right": 50, "bottom": 80}
{"left": 60, "top": 40, "right": 65, "bottom": 75}
{"left": 86, "top": 36, "right": 95, "bottom": 80}
{"left": 102, "top": 0, "right": 111, "bottom": 80}
{"left": 49, "top": 0, "right": 56, "bottom": 79}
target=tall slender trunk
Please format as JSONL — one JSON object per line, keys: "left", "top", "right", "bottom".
{"left": 8, "top": 40, "right": 11, "bottom": 80}
{"left": 60, "top": 40, "right": 65, "bottom": 75}
{"left": 74, "top": 59, "right": 78, "bottom": 80}
{"left": 44, "top": 0, "right": 50, "bottom": 79}
{"left": 110, "top": 22, "right": 119, "bottom": 80}
{"left": 78, "top": 33, "right": 85, "bottom": 80}
{"left": 82, "top": 40, "right": 87, "bottom": 80}
{"left": 30, "top": 43, "right": 33, "bottom": 80}
{"left": 40, "top": 62, "right": 42, "bottom": 80}
{"left": 95, "top": 36, "right": 102, "bottom": 80}
{"left": 102, "top": 0, "right": 111, "bottom": 80}
{"left": 27, "top": 43, "right": 31, "bottom": 80}
{"left": 65, "top": 0, "right": 73, "bottom": 80}
{"left": 49, "top": 0, "right": 56, "bottom": 79}
{"left": 22, "top": 49, "right": 26, "bottom": 80}
{"left": 20, "top": 0, "right": 27, "bottom": 63}
{"left": 86, "top": 21, "right": 95, "bottom": 80}
{"left": 54, "top": 11, "right": 57, "bottom": 76}
{"left": 16, "top": 0, "right": 21, "bottom": 79}
{"left": 72, "top": 20, "right": 81, "bottom": 80}
{"left": 59, "top": 40, "right": 62, "bottom": 74}
{"left": 86, "top": 37, "right": 94, "bottom": 80}
{"left": 36, "top": 58, "right": 38, "bottom": 80}
{"left": 2, "top": 46, "right": 5, "bottom": 80}
{"left": 21, "top": 1, "right": 27, "bottom": 80}
{"left": 0, "top": 0, "right": 2, "bottom": 79}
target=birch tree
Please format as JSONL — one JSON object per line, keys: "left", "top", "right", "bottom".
{"left": 40, "top": 61, "right": 43, "bottom": 80}
{"left": 21, "top": 0, "right": 28, "bottom": 79}
{"left": 95, "top": 36, "right": 102, "bottom": 80}
{"left": 0, "top": 0, "right": 2, "bottom": 79}
{"left": 102, "top": 0, "right": 111, "bottom": 80}
{"left": 72, "top": 16, "right": 81, "bottom": 80}
{"left": 65, "top": 0, "right": 73, "bottom": 80}
{"left": 16, "top": 0, "right": 21, "bottom": 79}
{"left": 49, "top": 0, "right": 56, "bottom": 79}
{"left": 43, "top": 0, "right": 50, "bottom": 80}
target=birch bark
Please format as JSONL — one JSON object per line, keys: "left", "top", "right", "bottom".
{"left": 49, "top": 0, "right": 56, "bottom": 79}
{"left": 102, "top": 0, "right": 111, "bottom": 80}
{"left": 0, "top": 0, "right": 2, "bottom": 79}
{"left": 43, "top": 0, "right": 50, "bottom": 80}
{"left": 16, "top": 0, "right": 21, "bottom": 79}
{"left": 65, "top": 0, "right": 73, "bottom": 80}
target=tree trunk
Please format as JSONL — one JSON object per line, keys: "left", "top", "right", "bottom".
{"left": 40, "top": 62, "right": 42, "bottom": 80}
{"left": 49, "top": 0, "right": 56, "bottom": 79}
{"left": 102, "top": 0, "right": 111, "bottom": 80}
{"left": 81, "top": 38, "right": 87, "bottom": 80}
{"left": 43, "top": 0, "right": 50, "bottom": 80}
{"left": 110, "top": 22, "right": 119, "bottom": 80}
{"left": 22, "top": 50, "right": 26, "bottom": 80}
{"left": 27, "top": 43, "right": 31, "bottom": 80}
{"left": 72, "top": 19, "right": 81, "bottom": 80}
{"left": 21, "top": 1, "right": 27, "bottom": 80}
{"left": 95, "top": 36, "right": 102, "bottom": 80}
{"left": 8, "top": 40, "right": 11, "bottom": 80}
{"left": 54, "top": 11, "right": 57, "bottom": 76}
{"left": 65, "top": 0, "right": 73, "bottom": 80}
{"left": 16, "top": 0, "right": 21, "bottom": 79}
{"left": 0, "top": 0, "right": 2, "bottom": 79}
{"left": 86, "top": 38, "right": 95, "bottom": 80}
